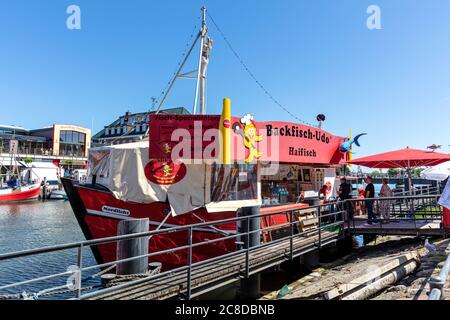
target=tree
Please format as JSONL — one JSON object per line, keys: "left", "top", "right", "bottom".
{"left": 388, "top": 168, "right": 400, "bottom": 177}
{"left": 370, "top": 170, "right": 383, "bottom": 177}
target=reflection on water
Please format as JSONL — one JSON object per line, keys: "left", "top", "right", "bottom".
{"left": 0, "top": 201, "right": 99, "bottom": 298}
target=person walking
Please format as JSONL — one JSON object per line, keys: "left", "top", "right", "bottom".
{"left": 379, "top": 178, "right": 393, "bottom": 223}
{"left": 364, "top": 176, "right": 376, "bottom": 224}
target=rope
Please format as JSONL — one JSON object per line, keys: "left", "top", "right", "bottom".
{"left": 104, "top": 267, "right": 163, "bottom": 287}
{"left": 0, "top": 293, "right": 21, "bottom": 300}
{"left": 207, "top": 11, "right": 316, "bottom": 128}
{"left": 0, "top": 285, "right": 101, "bottom": 300}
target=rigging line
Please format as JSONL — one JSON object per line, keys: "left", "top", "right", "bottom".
{"left": 151, "top": 16, "right": 202, "bottom": 111}
{"left": 207, "top": 11, "right": 316, "bottom": 128}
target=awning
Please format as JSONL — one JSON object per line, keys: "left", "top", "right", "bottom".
{"left": 346, "top": 148, "right": 450, "bottom": 169}
{"left": 421, "top": 161, "right": 450, "bottom": 181}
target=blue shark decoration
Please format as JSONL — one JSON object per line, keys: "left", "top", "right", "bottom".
{"left": 339, "top": 133, "right": 367, "bottom": 153}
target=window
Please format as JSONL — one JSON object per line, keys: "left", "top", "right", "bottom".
{"left": 59, "top": 130, "right": 87, "bottom": 157}
{"left": 210, "top": 164, "right": 258, "bottom": 202}
{"left": 72, "top": 131, "right": 79, "bottom": 144}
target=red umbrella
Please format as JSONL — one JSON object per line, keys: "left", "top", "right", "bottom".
{"left": 347, "top": 148, "right": 450, "bottom": 168}
{"left": 347, "top": 147, "right": 450, "bottom": 194}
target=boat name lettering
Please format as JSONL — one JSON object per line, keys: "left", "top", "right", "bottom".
{"left": 101, "top": 206, "right": 130, "bottom": 216}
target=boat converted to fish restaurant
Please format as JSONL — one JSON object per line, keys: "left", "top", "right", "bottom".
{"left": 62, "top": 7, "right": 352, "bottom": 271}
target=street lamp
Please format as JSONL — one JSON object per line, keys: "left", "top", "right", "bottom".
{"left": 316, "top": 114, "right": 326, "bottom": 129}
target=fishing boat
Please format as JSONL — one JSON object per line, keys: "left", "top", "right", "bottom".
{"left": 62, "top": 7, "right": 350, "bottom": 271}
{"left": 0, "top": 140, "right": 41, "bottom": 204}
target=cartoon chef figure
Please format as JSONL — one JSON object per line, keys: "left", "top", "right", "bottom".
{"left": 240, "top": 114, "right": 263, "bottom": 163}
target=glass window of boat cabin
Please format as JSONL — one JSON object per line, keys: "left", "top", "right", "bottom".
{"left": 260, "top": 165, "right": 327, "bottom": 206}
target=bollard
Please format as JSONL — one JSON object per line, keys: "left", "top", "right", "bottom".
{"left": 238, "top": 206, "right": 261, "bottom": 299}
{"left": 116, "top": 218, "right": 149, "bottom": 275}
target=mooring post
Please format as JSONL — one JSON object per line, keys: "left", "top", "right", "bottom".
{"left": 238, "top": 205, "right": 261, "bottom": 299}
{"left": 116, "top": 218, "right": 149, "bottom": 275}
{"left": 42, "top": 177, "right": 47, "bottom": 202}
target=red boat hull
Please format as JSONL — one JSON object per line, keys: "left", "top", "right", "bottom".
{"left": 0, "top": 185, "right": 41, "bottom": 203}
{"left": 62, "top": 179, "right": 237, "bottom": 271}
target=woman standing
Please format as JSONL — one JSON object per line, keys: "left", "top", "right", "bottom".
{"left": 379, "top": 178, "right": 393, "bottom": 223}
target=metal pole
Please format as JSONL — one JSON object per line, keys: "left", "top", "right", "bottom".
{"left": 192, "top": 6, "right": 207, "bottom": 114}
{"left": 76, "top": 244, "right": 83, "bottom": 299}
{"left": 318, "top": 206, "right": 322, "bottom": 248}
{"left": 429, "top": 252, "right": 450, "bottom": 300}
{"left": 186, "top": 226, "right": 193, "bottom": 300}
{"left": 407, "top": 160, "right": 413, "bottom": 196}
{"left": 246, "top": 216, "right": 250, "bottom": 278}
{"left": 289, "top": 210, "right": 294, "bottom": 260}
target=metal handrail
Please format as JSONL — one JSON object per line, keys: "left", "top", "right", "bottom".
{"left": 0, "top": 195, "right": 440, "bottom": 263}
{"left": 0, "top": 201, "right": 343, "bottom": 261}
{"left": 0, "top": 194, "right": 443, "bottom": 300}
{"left": 429, "top": 251, "right": 450, "bottom": 300}
{"left": 0, "top": 202, "right": 346, "bottom": 299}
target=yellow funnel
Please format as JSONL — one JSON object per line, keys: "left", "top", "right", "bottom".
{"left": 219, "top": 98, "right": 231, "bottom": 164}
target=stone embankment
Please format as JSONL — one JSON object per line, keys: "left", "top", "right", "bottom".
{"left": 261, "top": 236, "right": 450, "bottom": 300}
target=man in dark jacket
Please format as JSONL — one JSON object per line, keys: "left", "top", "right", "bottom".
{"left": 338, "top": 177, "right": 353, "bottom": 220}
{"left": 365, "top": 176, "right": 376, "bottom": 224}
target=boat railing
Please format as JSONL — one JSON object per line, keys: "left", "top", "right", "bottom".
{"left": 345, "top": 194, "right": 443, "bottom": 230}
{"left": 392, "top": 185, "right": 440, "bottom": 197}
{"left": 0, "top": 201, "right": 347, "bottom": 300}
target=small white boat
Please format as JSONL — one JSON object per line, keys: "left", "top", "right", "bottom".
{"left": 47, "top": 189, "right": 68, "bottom": 200}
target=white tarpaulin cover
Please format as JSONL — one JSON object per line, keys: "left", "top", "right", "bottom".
{"left": 88, "top": 142, "right": 260, "bottom": 215}
{"left": 421, "top": 161, "right": 450, "bottom": 181}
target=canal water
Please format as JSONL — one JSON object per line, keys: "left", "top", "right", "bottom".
{"left": 0, "top": 200, "right": 100, "bottom": 298}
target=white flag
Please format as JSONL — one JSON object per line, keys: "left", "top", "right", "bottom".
{"left": 438, "top": 179, "right": 450, "bottom": 210}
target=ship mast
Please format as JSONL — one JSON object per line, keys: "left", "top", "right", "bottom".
{"left": 192, "top": 6, "right": 212, "bottom": 115}
{"left": 154, "top": 6, "right": 212, "bottom": 116}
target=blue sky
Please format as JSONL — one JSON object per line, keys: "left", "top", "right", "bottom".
{"left": 1, "top": 0, "right": 450, "bottom": 158}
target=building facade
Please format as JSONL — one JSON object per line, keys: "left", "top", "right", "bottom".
{"left": 92, "top": 107, "right": 190, "bottom": 146}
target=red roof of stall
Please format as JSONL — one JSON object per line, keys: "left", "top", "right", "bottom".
{"left": 346, "top": 148, "right": 450, "bottom": 169}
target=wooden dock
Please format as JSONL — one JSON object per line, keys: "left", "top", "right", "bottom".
{"left": 347, "top": 216, "right": 445, "bottom": 236}
{"left": 85, "top": 230, "right": 341, "bottom": 300}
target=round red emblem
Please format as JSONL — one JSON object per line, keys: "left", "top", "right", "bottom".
{"left": 144, "top": 160, "right": 187, "bottom": 185}
{"left": 223, "top": 119, "right": 230, "bottom": 128}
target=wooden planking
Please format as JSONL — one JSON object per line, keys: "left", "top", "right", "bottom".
{"left": 89, "top": 231, "right": 340, "bottom": 300}
{"left": 347, "top": 217, "right": 443, "bottom": 236}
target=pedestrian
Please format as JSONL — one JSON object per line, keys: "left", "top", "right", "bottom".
{"left": 379, "top": 177, "right": 393, "bottom": 223}
{"left": 364, "top": 175, "right": 376, "bottom": 224}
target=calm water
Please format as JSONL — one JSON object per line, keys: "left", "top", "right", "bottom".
{"left": 0, "top": 200, "right": 100, "bottom": 298}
